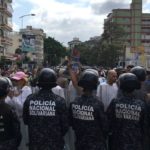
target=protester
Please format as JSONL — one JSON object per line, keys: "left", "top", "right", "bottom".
{"left": 5, "top": 71, "right": 32, "bottom": 150}
{"left": 66, "top": 58, "right": 83, "bottom": 150}
{"left": 52, "top": 77, "right": 68, "bottom": 99}
{"left": 0, "top": 77, "right": 21, "bottom": 150}
{"left": 69, "top": 69, "right": 107, "bottom": 150}
{"left": 23, "top": 68, "right": 69, "bottom": 150}
{"left": 98, "top": 69, "right": 106, "bottom": 84}
{"left": 6, "top": 71, "right": 32, "bottom": 116}
{"left": 97, "top": 69, "right": 118, "bottom": 111}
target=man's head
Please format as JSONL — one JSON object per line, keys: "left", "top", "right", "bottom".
{"left": 11, "top": 71, "right": 28, "bottom": 88}
{"left": 107, "top": 70, "right": 117, "bottom": 85}
{"left": 57, "top": 77, "right": 68, "bottom": 88}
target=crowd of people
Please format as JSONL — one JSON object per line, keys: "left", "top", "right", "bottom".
{"left": 0, "top": 63, "right": 150, "bottom": 150}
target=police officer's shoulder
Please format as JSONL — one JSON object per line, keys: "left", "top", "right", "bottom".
{"left": 27, "top": 93, "right": 36, "bottom": 99}
{"left": 69, "top": 96, "right": 84, "bottom": 106}
{"left": 94, "top": 97, "right": 105, "bottom": 108}
{"left": 24, "top": 93, "right": 38, "bottom": 104}
{"left": 53, "top": 94, "right": 66, "bottom": 106}
{"left": 1, "top": 102, "right": 16, "bottom": 115}
{"left": 55, "top": 94, "right": 65, "bottom": 102}
{"left": 74, "top": 96, "right": 83, "bottom": 101}
{"left": 133, "top": 97, "right": 147, "bottom": 106}
{"left": 109, "top": 97, "right": 120, "bottom": 106}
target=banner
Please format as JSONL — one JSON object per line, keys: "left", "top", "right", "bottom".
{"left": 22, "top": 34, "right": 36, "bottom": 52}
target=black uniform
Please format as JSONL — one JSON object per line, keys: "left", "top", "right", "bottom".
{"left": 23, "top": 89, "right": 69, "bottom": 150}
{"left": 69, "top": 95, "right": 107, "bottom": 150}
{"left": 107, "top": 96, "right": 147, "bottom": 150}
{"left": 0, "top": 100, "right": 21, "bottom": 150}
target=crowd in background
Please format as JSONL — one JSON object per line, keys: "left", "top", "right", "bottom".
{"left": 0, "top": 62, "right": 150, "bottom": 150}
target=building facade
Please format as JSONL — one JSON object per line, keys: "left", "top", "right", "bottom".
{"left": 68, "top": 37, "right": 81, "bottom": 49}
{"left": 0, "top": 0, "right": 13, "bottom": 57}
{"left": 20, "top": 26, "right": 46, "bottom": 64}
{"left": 104, "top": 0, "right": 150, "bottom": 68}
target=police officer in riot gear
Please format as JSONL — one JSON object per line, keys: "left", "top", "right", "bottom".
{"left": 107, "top": 73, "right": 147, "bottom": 150}
{"left": 0, "top": 77, "right": 21, "bottom": 150}
{"left": 23, "top": 68, "right": 69, "bottom": 150}
{"left": 130, "top": 66, "right": 147, "bottom": 101}
{"left": 130, "top": 66, "right": 146, "bottom": 82}
{"left": 69, "top": 69, "right": 107, "bottom": 150}
{"left": 130, "top": 66, "right": 150, "bottom": 150}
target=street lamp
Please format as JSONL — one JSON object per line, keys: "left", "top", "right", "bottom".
{"left": 19, "top": 13, "right": 36, "bottom": 29}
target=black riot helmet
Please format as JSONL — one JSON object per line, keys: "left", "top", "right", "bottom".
{"left": 130, "top": 66, "right": 146, "bottom": 82}
{"left": 37, "top": 68, "right": 57, "bottom": 89}
{"left": 119, "top": 73, "right": 141, "bottom": 93}
{"left": 78, "top": 69, "right": 99, "bottom": 90}
{"left": 0, "top": 77, "right": 12, "bottom": 98}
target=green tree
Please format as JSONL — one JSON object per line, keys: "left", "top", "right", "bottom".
{"left": 44, "top": 37, "right": 66, "bottom": 66}
{"left": 76, "top": 39, "right": 101, "bottom": 66}
{"left": 100, "top": 22, "right": 127, "bottom": 67}
{"left": 69, "top": 23, "right": 126, "bottom": 67}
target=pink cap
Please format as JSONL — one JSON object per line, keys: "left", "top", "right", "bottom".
{"left": 11, "top": 71, "right": 28, "bottom": 81}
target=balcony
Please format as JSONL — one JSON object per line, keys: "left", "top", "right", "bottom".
{"left": 0, "top": 3, "right": 13, "bottom": 17}
{"left": 142, "top": 24, "right": 150, "bottom": 28}
{"left": 35, "top": 40, "right": 42, "bottom": 45}
{"left": 5, "top": 3, "right": 13, "bottom": 17}
{"left": 0, "top": 23, "right": 12, "bottom": 31}
{"left": 1, "top": 36, "right": 12, "bottom": 46}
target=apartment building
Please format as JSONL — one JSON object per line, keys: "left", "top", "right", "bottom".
{"left": 20, "top": 26, "right": 46, "bottom": 64}
{"left": 104, "top": 0, "right": 150, "bottom": 67}
{"left": 0, "top": 0, "right": 13, "bottom": 57}
{"left": 68, "top": 37, "right": 81, "bottom": 49}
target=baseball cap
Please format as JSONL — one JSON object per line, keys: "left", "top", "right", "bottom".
{"left": 11, "top": 71, "right": 28, "bottom": 81}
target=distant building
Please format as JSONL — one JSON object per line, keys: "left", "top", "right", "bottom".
{"left": 8, "top": 31, "right": 20, "bottom": 53}
{"left": 104, "top": 0, "right": 150, "bottom": 67}
{"left": 20, "top": 26, "right": 46, "bottom": 64}
{"left": 89, "top": 36, "right": 101, "bottom": 41}
{"left": 68, "top": 37, "right": 81, "bottom": 49}
{"left": 0, "top": 0, "right": 13, "bottom": 57}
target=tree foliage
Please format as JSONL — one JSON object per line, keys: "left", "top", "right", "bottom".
{"left": 44, "top": 37, "right": 66, "bottom": 66}
{"left": 77, "top": 40, "right": 101, "bottom": 66}
{"left": 76, "top": 22, "right": 127, "bottom": 68}
{"left": 100, "top": 22, "right": 127, "bottom": 67}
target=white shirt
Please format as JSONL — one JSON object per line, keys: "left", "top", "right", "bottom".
{"left": 5, "top": 85, "right": 32, "bottom": 117}
{"left": 52, "top": 85, "right": 65, "bottom": 99}
{"left": 68, "top": 81, "right": 78, "bottom": 102}
{"left": 98, "top": 77, "right": 106, "bottom": 84}
{"left": 97, "top": 82, "right": 118, "bottom": 111}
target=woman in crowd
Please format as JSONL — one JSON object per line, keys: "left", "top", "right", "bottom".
{"left": 5, "top": 71, "right": 32, "bottom": 150}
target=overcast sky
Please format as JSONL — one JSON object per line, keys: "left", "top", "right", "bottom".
{"left": 12, "top": 0, "right": 150, "bottom": 46}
